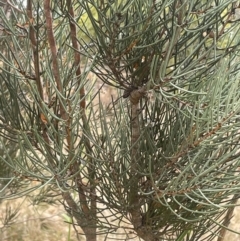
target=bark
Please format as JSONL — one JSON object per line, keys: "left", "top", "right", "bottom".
{"left": 62, "top": 191, "right": 96, "bottom": 241}
{"left": 129, "top": 87, "right": 159, "bottom": 241}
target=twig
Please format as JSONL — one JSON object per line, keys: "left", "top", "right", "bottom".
{"left": 44, "top": 0, "right": 67, "bottom": 120}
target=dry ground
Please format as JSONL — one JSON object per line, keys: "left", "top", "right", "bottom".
{"left": 1, "top": 197, "right": 240, "bottom": 241}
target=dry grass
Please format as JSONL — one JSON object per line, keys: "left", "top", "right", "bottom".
{"left": 0, "top": 197, "right": 76, "bottom": 241}
{"left": 1, "top": 196, "right": 240, "bottom": 241}
{"left": 0, "top": 194, "right": 141, "bottom": 241}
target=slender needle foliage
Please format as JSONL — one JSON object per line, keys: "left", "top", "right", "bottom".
{"left": 0, "top": 0, "right": 240, "bottom": 241}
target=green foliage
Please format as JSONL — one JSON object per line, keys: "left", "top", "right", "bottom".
{"left": 0, "top": 0, "right": 240, "bottom": 241}
{"left": 78, "top": 4, "right": 97, "bottom": 42}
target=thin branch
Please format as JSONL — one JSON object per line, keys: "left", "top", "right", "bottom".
{"left": 66, "top": 1, "right": 85, "bottom": 109}
{"left": 26, "top": 0, "right": 43, "bottom": 100}
{"left": 66, "top": 1, "right": 97, "bottom": 240}
{"left": 44, "top": 0, "right": 67, "bottom": 120}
